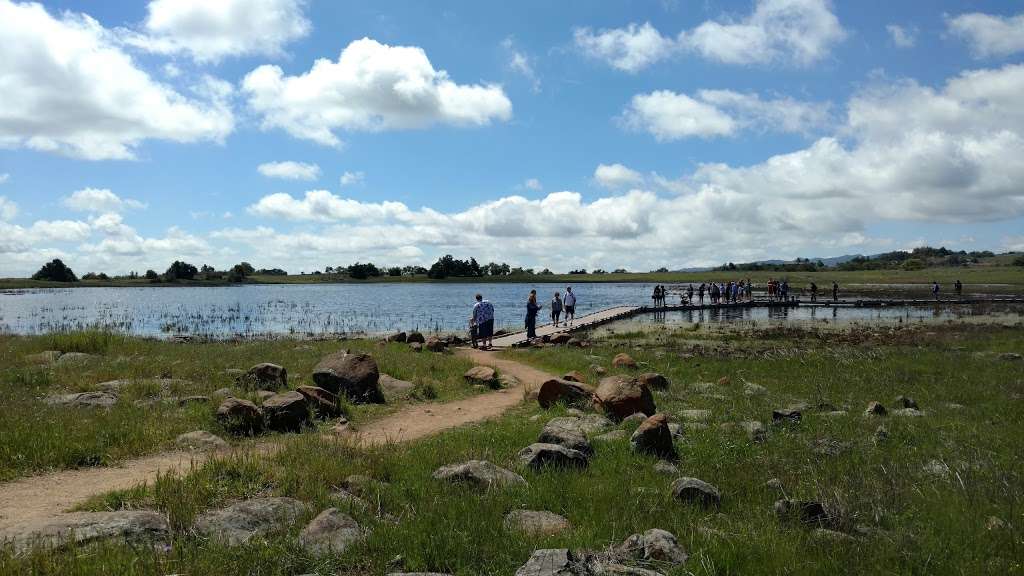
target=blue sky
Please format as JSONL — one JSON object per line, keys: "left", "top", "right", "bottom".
{"left": 1, "top": 0, "right": 1023, "bottom": 276}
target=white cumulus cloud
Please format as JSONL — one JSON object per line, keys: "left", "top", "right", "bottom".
{"left": 948, "top": 11, "right": 1024, "bottom": 58}
{"left": 63, "top": 189, "right": 146, "bottom": 213}
{"left": 242, "top": 37, "right": 513, "bottom": 146}
{"left": 574, "top": 22, "right": 676, "bottom": 72}
{"left": 340, "top": 171, "right": 365, "bottom": 186}
{"left": 122, "top": 0, "right": 311, "bottom": 63}
{"left": 0, "top": 0, "right": 234, "bottom": 161}
{"left": 0, "top": 196, "right": 16, "bottom": 220}
{"left": 257, "top": 161, "right": 321, "bottom": 181}
{"left": 886, "top": 24, "right": 917, "bottom": 48}
{"left": 594, "top": 164, "right": 644, "bottom": 189}
{"left": 523, "top": 178, "right": 542, "bottom": 191}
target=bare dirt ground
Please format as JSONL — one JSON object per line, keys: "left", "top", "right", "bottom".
{"left": 0, "top": 348, "right": 548, "bottom": 536}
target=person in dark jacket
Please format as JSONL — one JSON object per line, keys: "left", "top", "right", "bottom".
{"left": 526, "top": 290, "right": 541, "bottom": 340}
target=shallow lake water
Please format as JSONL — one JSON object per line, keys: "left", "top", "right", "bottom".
{"left": 1, "top": 283, "right": 1020, "bottom": 339}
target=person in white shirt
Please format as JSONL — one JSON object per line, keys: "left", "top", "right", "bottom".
{"left": 563, "top": 286, "right": 577, "bottom": 325}
{"left": 471, "top": 293, "right": 495, "bottom": 350}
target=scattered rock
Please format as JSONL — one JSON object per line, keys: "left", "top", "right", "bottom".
{"left": 193, "top": 497, "right": 306, "bottom": 545}
{"left": 406, "top": 332, "right": 426, "bottom": 344}
{"left": 810, "top": 438, "right": 850, "bottom": 457}
{"left": 873, "top": 426, "right": 890, "bottom": 443}
{"left": 213, "top": 387, "right": 234, "bottom": 397}
{"left": 772, "top": 408, "right": 801, "bottom": 425}
{"left": 175, "top": 430, "right": 229, "bottom": 451}
{"left": 0, "top": 511, "right": 169, "bottom": 552}
{"left": 670, "top": 477, "right": 721, "bottom": 507}
{"left": 178, "top": 395, "right": 210, "bottom": 406}
{"left": 864, "top": 401, "right": 887, "bottom": 417}
{"left": 298, "top": 508, "right": 363, "bottom": 554}
{"left": 563, "top": 371, "right": 587, "bottom": 383}
{"left": 594, "top": 376, "right": 656, "bottom": 421}
{"left": 379, "top": 374, "right": 415, "bottom": 396}
{"left": 425, "top": 336, "right": 447, "bottom": 353}
{"left": 592, "top": 365, "right": 607, "bottom": 375}
{"left": 25, "top": 350, "right": 62, "bottom": 364}
{"left": 296, "top": 385, "right": 342, "bottom": 418}
{"left": 739, "top": 421, "right": 766, "bottom": 443}
{"left": 44, "top": 391, "right": 118, "bottom": 409}
{"left": 986, "top": 516, "right": 1008, "bottom": 531}
{"left": 539, "top": 419, "right": 593, "bottom": 455}
{"left": 717, "top": 376, "right": 730, "bottom": 386}
{"left": 215, "top": 398, "right": 264, "bottom": 435}
{"left": 312, "top": 351, "right": 385, "bottom": 404}
{"left": 743, "top": 382, "right": 768, "bottom": 396}
{"left": 612, "top": 353, "right": 637, "bottom": 369}
{"left": 654, "top": 461, "right": 679, "bottom": 475}
{"left": 667, "top": 423, "right": 683, "bottom": 439}
{"left": 998, "top": 352, "right": 1022, "bottom": 361}
{"left": 409, "top": 342, "right": 423, "bottom": 352}
{"left": 464, "top": 366, "right": 498, "bottom": 387}
{"left": 812, "top": 528, "right": 857, "bottom": 543}
{"left": 432, "top": 460, "right": 527, "bottom": 489}
{"left": 622, "top": 413, "right": 647, "bottom": 425}
{"left": 774, "top": 499, "right": 830, "bottom": 525}
{"left": 637, "top": 373, "right": 670, "bottom": 390}
{"left": 537, "top": 378, "right": 595, "bottom": 409}
{"left": 386, "top": 332, "right": 407, "bottom": 343}
{"left": 518, "top": 443, "right": 589, "bottom": 470}
{"left": 678, "top": 409, "right": 711, "bottom": 422}
{"left": 821, "top": 410, "right": 848, "bottom": 418}
{"left": 594, "top": 430, "right": 628, "bottom": 442}
{"left": 922, "top": 459, "right": 950, "bottom": 478}
{"left": 892, "top": 408, "right": 924, "bottom": 417}
{"left": 614, "top": 528, "right": 687, "bottom": 565}
{"left": 504, "top": 510, "right": 571, "bottom": 535}
{"left": 550, "top": 333, "right": 573, "bottom": 345}
{"left": 261, "top": 391, "right": 311, "bottom": 432}
{"left": 630, "top": 413, "right": 675, "bottom": 458}
{"left": 243, "top": 363, "right": 287, "bottom": 390}
{"left": 765, "top": 478, "right": 783, "bottom": 491}
{"left": 55, "top": 352, "right": 94, "bottom": 365}
{"left": 498, "top": 374, "right": 520, "bottom": 389}
{"left": 514, "top": 549, "right": 591, "bottom": 576}
{"left": 895, "top": 395, "right": 919, "bottom": 410}
{"left": 256, "top": 390, "right": 276, "bottom": 401}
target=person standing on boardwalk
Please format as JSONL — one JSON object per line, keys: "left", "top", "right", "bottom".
{"left": 471, "top": 293, "right": 494, "bottom": 350}
{"left": 810, "top": 282, "right": 818, "bottom": 302}
{"left": 698, "top": 283, "right": 705, "bottom": 304}
{"left": 563, "top": 286, "right": 577, "bottom": 325}
{"left": 832, "top": 281, "right": 839, "bottom": 302}
{"left": 651, "top": 285, "right": 660, "bottom": 307}
{"left": 955, "top": 279, "right": 963, "bottom": 300}
{"left": 550, "top": 291, "right": 563, "bottom": 327}
{"left": 687, "top": 284, "right": 694, "bottom": 305}
{"left": 525, "top": 290, "right": 541, "bottom": 341}
{"left": 932, "top": 281, "right": 940, "bottom": 301}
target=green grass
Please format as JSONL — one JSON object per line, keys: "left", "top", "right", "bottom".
{"left": 0, "top": 334, "right": 479, "bottom": 481}
{"left": 3, "top": 321, "right": 1022, "bottom": 574}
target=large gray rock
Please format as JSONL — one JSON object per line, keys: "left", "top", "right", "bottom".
{"left": 538, "top": 379, "right": 595, "bottom": 409}
{"left": 295, "top": 385, "right": 341, "bottom": 419}
{"left": 464, "top": 366, "right": 498, "bottom": 386}
{"left": 312, "top": 352, "right": 385, "bottom": 404}
{"left": 193, "top": 497, "right": 306, "bottom": 545}
{"left": 262, "top": 391, "right": 310, "bottom": 432}
{"left": 540, "top": 419, "right": 594, "bottom": 456}
{"left": 670, "top": 477, "right": 721, "bottom": 507}
{"left": 630, "top": 414, "right": 675, "bottom": 458}
{"left": 515, "top": 549, "right": 593, "bottom": 576}
{"left": 44, "top": 391, "right": 118, "bottom": 409}
{"left": 594, "top": 376, "right": 656, "bottom": 421}
{"left": 298, "top": 508, "right": 363, "bottom": 554}
{"left": 432, "top": 460, "right": 526, "bottom": 489}
{"left": 518, "top": 443, "right": 589, "bottom": 470}
{"left": 0, "top": 511, "right": 168, "bottom": 552}
{"left": 380, "top": 374, "right": 415, "bottom": 397}
{"left": 243, "top": 363, "right": 287, "bottom": 390}
{"left": 614, "top": 528, "right": 687, "bottom": 565}
{"left": 215, "top": 397, "right": 264, "bottom": 435}
{"left": 175, "top": 430, "right": 229, "bottom": 451}
{"left": 504, "top": 510, "right": 571, "bottom": 535}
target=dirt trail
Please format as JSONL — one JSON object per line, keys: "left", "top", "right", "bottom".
{"left": 0, "top": 348, "right": 550, "bottom": 534}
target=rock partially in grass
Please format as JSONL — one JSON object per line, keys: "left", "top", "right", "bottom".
{"left": 895, "top": 395, "right": 919, "bottom": 410}
{"left": 299, "top": 508, "right": 363, "bottom": 554}
{"left": 407, "top": 332, "right": 426, "bottom": 344}
{"left": 175, "top": 430, "right": 228, "bottom": 451}
{"left": 464, "top": 366, "right": 498, "bottom": 386}
{"left": 622, "top": 413, "right": 647, "bottom": 425}
{"left": 386, "top": 332, "right": 407, "bottom": 343}
{"left": 739, "top": 420, "right": 767, "bottom": 443}
{"left": 612, "top": 353, "right": 637, "bottom": 368}
{"left": 630, "top": 413, "right": 675, "bottom": 458}
{"left": 743, "top": 382, "right": 768, "bottom": 396}
{"left": 215, "top": 398, "right": 263, "bottom": 435}
{"left": 387, "top": 573, "right": 453, "bottom": 576}
{"left": 812, "top": 528, "right": 857, "bottom": 543}
{"left": 194, "top": 497, "right": 306, "bottom": 545}
{"left": 563, "top": 370, "right": 587, "bottom": 383}
{"left": 864, "top": 401, "right": 887, "bottom": 417}
{"left": 0, "top": 511, "right": 169, "bottom": 552}
{"left": 25, "top": 350, "right": 62, "bottom": 364}
{"left": 55, "top": 352, "right": 95, "bottom": 365}
{"left": 515, "top": 549, "right": 591, "bottom": 576}
{"left": 256, "top": 390, "right": 275, "bottom": 401}
{"left": 986, "top": 516, "right": 1008, "bottom": 531}
{"left": 550, "top": 333, "right": 573, "bottom": 345}
{"left": 638, "top": 373, "right": 670, "bottom": 390}
{"left": 409, "top": 342, "right": 423, "bottom": 352}
{"left": 594, "top": 430, "right": 628, "bottom": 442}
{"left": 537, "top": 378, "right": 595, "bottom": 409}
{"left": 498, "top": 374, "right": 520, "bottom": 389}
{"left": 678, "top": 409, "right": 711, "bottom": 422}
{"left": 425, "top": 336, "right": 447, "bottom": 352}
{"left": 432, "top": 460, "right": 527, "bottom": 489}
{"left": 312, "top": 351, "right": 385, "bottom": 404}
{"left": 261, "top": 391, "right": 310, "bottom": 432}
{"left": 380, "top": 374, "right": 415, "bottom": 396}
{"left": 504, "top": 510, "right": 571, "bottom": 535}
{"left": 773, "top": 499, "right": 830, "bottom": 525}
{"left": 771, "top": 408, "right": 801, "bottom": 425}
{"left": 810, "top": 438, "right": 850, "bottom": 457}
{"left": 44, "top": 391, "right": 118, "bottom": 409}
{"left": 539, "top": 418, "right": 594, "bottom": 455}
{"left": 594, "top": 376, "right": 656, "bottom": 421}
{"left": 670, "top": 477, "right": 721, "bottom": 507}
{"left": 765, "top": 478, "right": 783, "bottom": 491}
{"left": 213, "top": 387, "right": 234, "bottom": 397}
{"left": 998, "top": 352, "right": 1022, "bottom": 361}
{"left": 654, "top": 460, "right": 679, "bottom": 475}
{"left": 591, "top": 365, "right": 607, "bottom": 375}
{"left": 519, "top": 443, "right": 589, "bottom": 470}
{"left": 296, "top": 385, "right": 342, "bottom": 418}
{"left": 243, "top": 363, "right": 287, "bottom": 390}
{"left": 922, "top": 459, "right": 950, "bottom": 478}
{"left": 892, "top": 407, "right": 924, "bottom": 417}
{"left": 614, "top": 527, "right": 687, "bottom": 565}
{"left": 667, "top": 423, "right": 683, "bottom": 439}
{"left": 341, "top": 474, "right": 379, "bottom": 496}
{"left": 873, "top": 425, "right": 890, "bottom": 443}
{"left": 177, "top": 395, "right": 209, "bottom": 406}
{"left": 573, "top": 414, "right": 613, "bottom": 434}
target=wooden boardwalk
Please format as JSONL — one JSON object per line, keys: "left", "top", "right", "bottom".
{"left": 483, "top": 297, "right": 1024, "bottom": 348}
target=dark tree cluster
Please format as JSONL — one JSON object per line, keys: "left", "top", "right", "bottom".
{"left": 32, "top": 259, "right": 78, "bottom": 282}
{"left": 427, "top": 255, "right": 482, "bottom": 279}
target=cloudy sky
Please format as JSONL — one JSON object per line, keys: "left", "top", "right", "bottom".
{"left": 1, "top": 0, "right": 1023, "bottom": 276}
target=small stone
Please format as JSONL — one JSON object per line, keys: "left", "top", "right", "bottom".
{"left": 679, "top": 409, "right": 711, "bottom": 422}
{"left": 503, "top": 510, "right": 571, "bottom": 535}
{"left": 425, "top": 336, "right": 447, "bottom": 352}
{"left": 537, "top": 378, "right": 596, "bottom": 410}
{"left": 630, "top": 413, "right": 675, "bottom": 458}
{"left": 594, "top": 430, "right": 628, "bottom": 442}
{"left": 432, "top": 460, "right": 527, "bottom": 489}
{"left": 243, "top": 363, "right": 287, "bottom": 390}
{"left": 213, "top": 387, "right": 233, "bottom": 397}
{"left": 175, "top": 430, "right": 229, "bottom": 451}
{"left": 637, "top": 373, "right": 670, "bottom": 390}
{"left": 654, "top": 461, "right": 679, "bottom": 475}
{"left": 772, "top": 408, "right": 801, "bottom": 424}
{"left": 464, "top": 366, "right": 498, "bottom": 386}
{"left": 193, "top": 497, "right": 306, "bottom": 545}
{"left": 379, "top": 374, "right": 415, "bottom": 396}
{"left": 998, "top": 352, "right": 1022, "bottom": 361}
{"left": 563, "top": 371, "right": 587, "bottom": 383}
{"left": 622, "top": 412, "right": 647, "bottom": 425}
{"left": 386, "top": 332, "right": 407, "bottom": 343}
{"left": 667, "top": 423, "right": 683, "bottom": 439}
{"left": 895, "top": 395, "right": 919, "bottom": 410}
{"left": 539, "top": 418, "right": 593, "bottom": 456}
{"left": 55, "top": 352, "right": 94, "bottom": 364}
{"left": 774, "top": 499, "right": 830, "bottom": 525}
{"left": 518, "top": 443, "right": 589, "bottom": 470}
{"left": 514, "top": 549, "right": 590, "bottom": 576}
{"left": 406, "top": 331, "right": 426, "bottom": 344}
{"left": 296, "top": 385, "right": 342, "bottom": 418}
{"left": 670, "top": 477, "right": 721, "bottom": 507}
{"left": 261, "top": 391, "right": 310, "bottom": 432}
{"left": 614, "top": 527, "right": 687, "bottom": 565}
{"left": 298, "top": 508, "right": 363, "bottom": 554}
{"left": 0, "top": 511, "right": 169, "bottom": 552}
{"left": 765, "top": 478, "right": 783, "bottom": 491}
{"left": 44, "top": 391, "right": 118, "bottom": 409}
{"left": 986, "top": 516, "right": 1007, "bottom": 531}
{"left": 215, "top": 398, "right": 263, "bottom": 435}
{"left": 743, "top": 382, "right": 768, "bottom": 396}
{"left": 25, "top": 350, "right": 62, "bottom": 364}
{"left": 922, "top": 459, "right": 950, "bottom": 478}
{"left": 864, "top": 401, "right": 887, "bottom": 417}
{"left": 739, "top": 420, "right": 766, "bottom": 442}
{"left": 892, "top": 408, "right": 924, "bottom": 417}
{"left": 612, "top": 353, "right": 637, "bottom": 368}
{"left": 812, "top": 528, "right": 857, "bottom": 543}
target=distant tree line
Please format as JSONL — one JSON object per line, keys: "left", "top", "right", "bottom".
{"left": 717, "top": 247, "right": 1000, "bottom": 273}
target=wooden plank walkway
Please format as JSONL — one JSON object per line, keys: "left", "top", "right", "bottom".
{"left": 487, "top": 305, "right": 638, "bottom": 348}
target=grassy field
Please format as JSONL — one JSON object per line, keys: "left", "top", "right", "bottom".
{"left": 3, "top": 320, "right": 1021, "bottom": 574}
{"left": 2, "top": 261, "right": 1023, "bottom": 291}
{"left": 0, "top": 332, "right": 478, "bottom": 482}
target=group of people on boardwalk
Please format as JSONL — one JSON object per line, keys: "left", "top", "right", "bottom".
{"left": 654, "top": 279, "right": 843, "bottom": 306}
{"left": 470, "top": 286, "right": 577, "bottom": 349}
